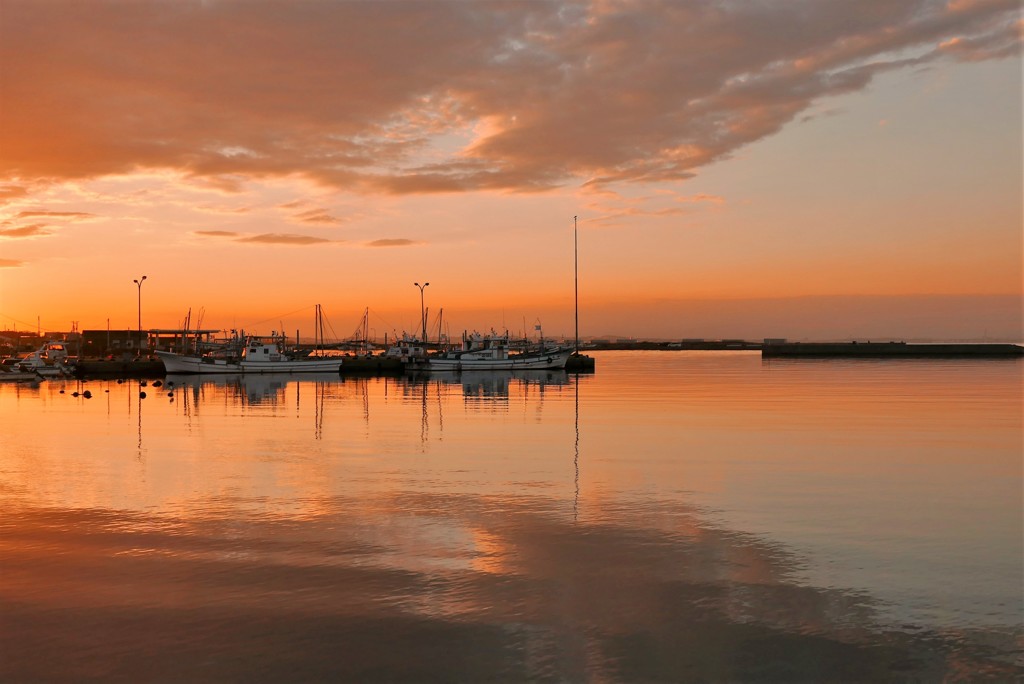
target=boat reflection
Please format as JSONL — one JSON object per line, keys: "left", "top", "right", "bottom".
{"left": 166, "top": 372, "right": 342, "bottom": 406}
{"left": 407, "top": 369, "right": 569, "bottom": 402}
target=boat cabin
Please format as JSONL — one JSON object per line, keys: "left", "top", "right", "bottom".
{"left": 240, "top": 336, "right": 285, "bottom": 362}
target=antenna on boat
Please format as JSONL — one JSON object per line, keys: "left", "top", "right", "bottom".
{"left": 574, "top": 215, "right": 579, "bottom": 356}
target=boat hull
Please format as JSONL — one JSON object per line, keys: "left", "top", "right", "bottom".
{"left": 415, "top": 349, "right": 572, "bottom": 371}
{"left": 156, "top": 351, "right": 343, "bottom": 374}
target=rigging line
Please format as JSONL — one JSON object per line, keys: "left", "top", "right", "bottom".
{"left": 367, "top": 309, "right": 404, "bottom": 336}
{"left": 246, "top": 304, "right": 317, "bottom": 328}
{"left": 0, "top": 311, "right": 46, "bottom": 329}
{"left": 319, "top": 306, "right": 343, "bottom": 344}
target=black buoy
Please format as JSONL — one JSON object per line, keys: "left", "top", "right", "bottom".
{"left": 139, "top": 391, "right": 146, "bottom": 399}
{"left": 152, "top": 380, "right": 162, "bottom": 387}
{"left": 83, "top": 390, "right": 92, "bottom": 398}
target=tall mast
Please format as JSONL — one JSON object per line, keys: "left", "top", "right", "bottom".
{"left": 574, "top": 215, "right": 579, "bottom": 355}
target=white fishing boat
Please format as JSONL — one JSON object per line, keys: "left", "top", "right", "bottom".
{"left": 412, "top": 330, "right": 571, "bottom": 371}
{"left": 156, "top": 333, "right": 344, "bottom": 375}
{"left": 0, "top": 363, "right": 42, "bottom": 383}
{"left": 17, "top": 341, "right": 72, "bottom": 377}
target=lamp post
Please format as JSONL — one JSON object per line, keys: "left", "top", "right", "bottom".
{"left": 414, "top": 282, "right": 429, "bottom": 343}
{"left": 133, "top": 275, "right": 147, "bottom": 351}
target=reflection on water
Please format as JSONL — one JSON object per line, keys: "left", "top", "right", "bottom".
{"left": 1, "top": 353, "right": 1020, "bottom": 681}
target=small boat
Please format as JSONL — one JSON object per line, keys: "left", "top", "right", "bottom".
{"left": 156, "top": 333, "right": 344, "bottom": 375}
{"left": 0, "top": 365, "right": 42, "bottom": 383}
{"left": 410, "top": 330, "right": 572, "bottom": 371}
{"left": 382, "top": 333, "right": 429, "bottom": 363}
{"left": 16, "top": 341, "right": 72, "bottom": 377}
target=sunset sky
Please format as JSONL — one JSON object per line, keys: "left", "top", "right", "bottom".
{"left": 1, "top": 0, "right": 1021, "bottom": 341}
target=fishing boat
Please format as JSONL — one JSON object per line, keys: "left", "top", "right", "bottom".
{"left": 156, "top": 333, "right": 344, "bottom": 375}
{"left": 0, "top": 363, "right": 41, "bottom": 383}
{"left": 410, "top": 330, "right": 571, "bottom": 371}
{"left": 17, "top": 341, "right": 72, "bottom": 377}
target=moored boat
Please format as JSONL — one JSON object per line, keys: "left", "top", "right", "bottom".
{"left": 156, "top": 333, "right": 344, "bottom": 374}
{"left": 409, "top": 330, "right": 572, "bottom": 371}
{"left": 0, "top": 365, "right": 42, "bottom": 383}
{"left": 17, "top": 341, "right": 73, "bottom": 377}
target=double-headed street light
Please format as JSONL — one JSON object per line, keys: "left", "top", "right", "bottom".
{"left": 414, "top": 282, "right": 429, "bottom": 343}
{"left": 133, "top": 275, "right": 147, "bottom": 350}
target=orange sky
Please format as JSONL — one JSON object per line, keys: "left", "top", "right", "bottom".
{"left": 0, "top": 0, "right": 1021, "bottom": 340}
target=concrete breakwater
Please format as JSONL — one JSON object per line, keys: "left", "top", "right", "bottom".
{"left": 761, "top": 342, "right": 1023, "bottom": 358}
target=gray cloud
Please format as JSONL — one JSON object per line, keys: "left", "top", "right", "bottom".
{"left": 194, "top": 230, "right": 240, "bottom": 237}
{"left": 293, "top": 208, "right": 344, "bottom": 225}
{"left": 0, "top": 1, "right": 1018, "bottom": 193}
{"left": 0, "top": 224, "right": 51, "bottom": 238}
{"left": 366, "top": 238, "right": 419, "bottom": 247}
{"left": 15, "top": 211, "right": 95, "bottom": 220}
{"left": 236, "top": 233, "right": 333, "bottom": 245}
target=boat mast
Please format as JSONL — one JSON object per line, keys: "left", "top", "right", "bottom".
{"left": 574, "top": 215, "right": 579, "bottom": 355}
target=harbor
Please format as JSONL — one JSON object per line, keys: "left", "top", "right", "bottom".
{"left": 6, "top": 329, "right": 1023, "bottom": 383}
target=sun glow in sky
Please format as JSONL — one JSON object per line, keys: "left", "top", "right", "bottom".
{"left": 0, "top": 0, "right": 1020, "bottom": 341}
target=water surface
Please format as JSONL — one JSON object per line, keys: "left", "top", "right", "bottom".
{"left": 1, "top": 351, "right": 1021, "bottom": 681}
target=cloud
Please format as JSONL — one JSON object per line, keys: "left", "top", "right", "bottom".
{"left": 15, "top": 211, "right": 95, "bottom": 220}
{"left": 0, "top": 186, "right": 30, "bottom": 202}
{"left": 293, "top": 208, "right": 343, "bottom": 225}
{"left": 0, "top": 224, "right": 51, "bottom": 238}
{"left": 195, "top": 229, "right": 335, "bottom": 244}
{"left": 0, "top": 258, "right": 25, "bottom": 268}
{"left": 365, "top": 238, "right": 420, "bottom": 247}
{"left": 236, "top": 233, "right": 333, "bottom": 245}
{"left": 194, "top": 230, "right": 240, "bottom": 238}
{"left": 0, "top": 1, "right": 1018, "bottom": 193}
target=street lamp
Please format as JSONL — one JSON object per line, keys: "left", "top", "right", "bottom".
{"left": 133, "top": 275, "right": 147, "bottom": 351}
{"left": 414, "top": 282, "right": 429, "bottom": 343}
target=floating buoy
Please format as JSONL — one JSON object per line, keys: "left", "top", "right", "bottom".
{"left": 139, "top": 391, "right": 146, "bottom": 398}
{"left": 152, "top": 380, "right": 162, "bottom": 387}
{"left": 167, "top": 392, "right": 173, "bottom": 397}
{"left": 61, "top": 390, "right": 66, "bottom": 394}
{"left": 83, "top": 390, "right": 92, "bottom": 398}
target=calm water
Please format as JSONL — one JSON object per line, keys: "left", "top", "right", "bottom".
{"left": 1, "top": 351, "right": 1021, "bottom": 681}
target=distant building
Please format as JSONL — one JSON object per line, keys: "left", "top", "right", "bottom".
{"left": 81, "top": 330, "right": 149, "bottom": 356}
{"left": 80, "top": 328, "right": 221, "bottom": 356}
